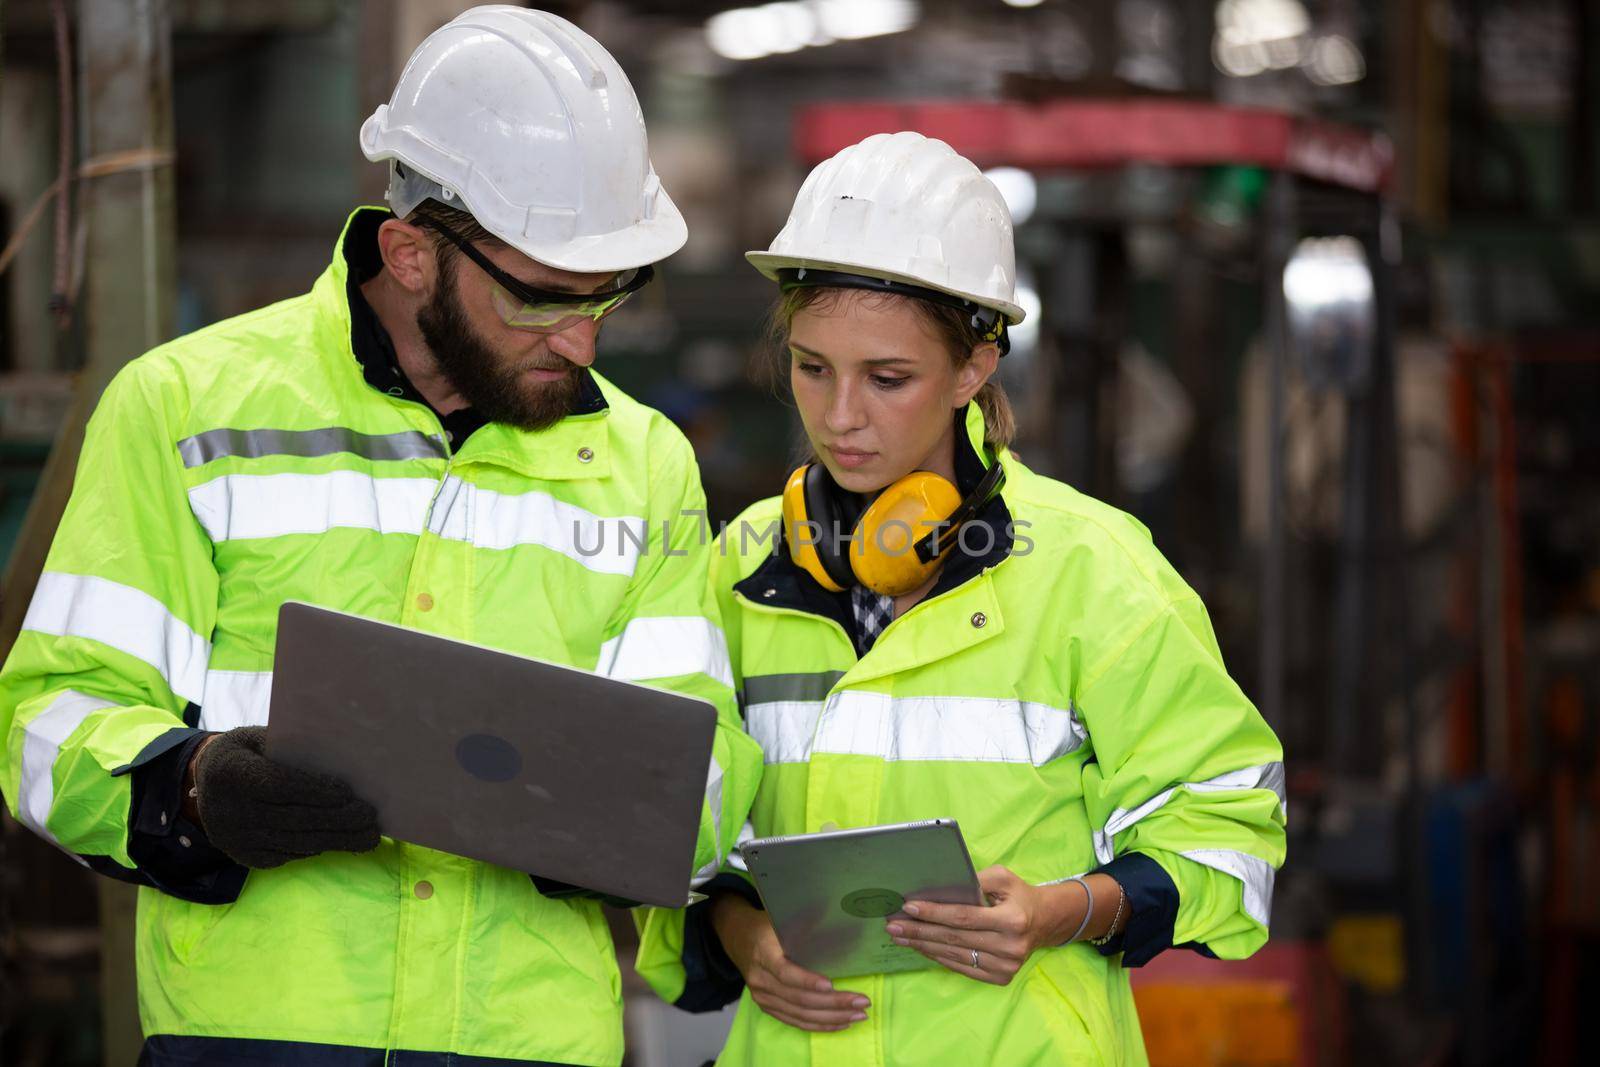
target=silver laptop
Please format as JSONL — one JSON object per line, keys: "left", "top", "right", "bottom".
{"left": 742, "top": 819, "right": 986, "bottom": 978}
{"left": 265, "top": 601, "right": 717, "bottom": 907}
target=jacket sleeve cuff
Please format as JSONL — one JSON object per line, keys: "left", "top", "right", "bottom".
{"left": 122, "top": 728, "right": 247, "bottom": 905}
{"left": 674, "top": 871, "right": 760, "bottom": 1013}
{"left": 1090, "top": 851, "right": 1180, "bottom": 967}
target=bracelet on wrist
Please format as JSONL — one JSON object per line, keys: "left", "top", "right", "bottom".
{"left": 1063, "top": 876, "right": 1095, "bottom": 943}
{"left": 1089, "top": 881, "right": 1126, "bottom": 947}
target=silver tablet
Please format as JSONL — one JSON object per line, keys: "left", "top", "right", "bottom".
{"left": 265, "top": 601, "right": 717, "bottom": 907}
{"left": 742, "top": 819, "right": 985, "bottom": 979}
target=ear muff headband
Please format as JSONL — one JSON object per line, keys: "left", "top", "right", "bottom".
{"left": 909, "top": 455, "right": 1006, "bottom": 563}
{"left": 803, "top": 461, "right": 859, "bottom": 590}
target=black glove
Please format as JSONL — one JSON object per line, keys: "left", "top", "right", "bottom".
{"left": 192, "top": 726, "right": 380, "bottom": 869}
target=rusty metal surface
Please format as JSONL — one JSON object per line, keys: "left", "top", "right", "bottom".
{"left": 0, "top": 6, "right": 176, "bottom": 1053}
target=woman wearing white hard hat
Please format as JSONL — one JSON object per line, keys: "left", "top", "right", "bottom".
{"left": 640, "top": 132, "right": 1286, "bottom": 1065}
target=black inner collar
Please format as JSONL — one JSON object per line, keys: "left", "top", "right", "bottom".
{"left": 733, "top": 406, "right": 1015, "bottom": 643}
{"left": 340, "top": 208, "right": 606, "bottom": 448}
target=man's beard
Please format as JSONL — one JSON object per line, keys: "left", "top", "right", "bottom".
{"left": 415, "top": 265, "right": 582, "bottom": 432}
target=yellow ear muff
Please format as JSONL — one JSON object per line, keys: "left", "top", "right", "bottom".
{"left": 784, "top": 456, "right": 1005, "bottom": 598}
{"left": 851, "top": 471, "right": 963, "bottom": 597}
{"left": 781, "top": 464, "right": 852, "bottom": 592}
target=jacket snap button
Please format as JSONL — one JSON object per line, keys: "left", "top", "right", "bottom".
{"left": 970, "top": 611, "right": 987, "bottom": 628}
{"left": 762, "top": 588, "right": 777, "bottom": 599}
{"left": 414, "top": 880, "right": 434, "bottom": 900}
{"left": 577, "top": 447, "right": 594, "bottom": 463}
{"left": 416, "top": 593, "right": 434, "bottom": 612}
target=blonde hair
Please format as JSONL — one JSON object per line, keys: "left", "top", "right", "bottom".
{"left": 767, "top": 286, "right": 1016, "bottom": 450}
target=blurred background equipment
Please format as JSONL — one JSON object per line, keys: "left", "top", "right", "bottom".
{"left": 2, "top": 2, "right": 1598, "bottom": 1065}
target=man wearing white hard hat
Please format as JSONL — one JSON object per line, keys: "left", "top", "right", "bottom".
{"left": 0, "top": 7, "right": 760, "bottom": 1065}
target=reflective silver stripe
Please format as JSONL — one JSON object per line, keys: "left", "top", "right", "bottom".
{"left": 1037, "top": 870, "right": 1090, "bottom": 887}
{"left": 427, "top": 475, "right": 645, "bottom": 577}
{"left": 188, "top": 471, "right": 437, "bottom": 542}
{"left": 19, "top": 691, "right": 114, "bottom": 847}
{"left": 815, "top": 692, "right": 1086, "bottom": 764}
{"left": 188, "top": 470, "right": 648, "bottom": 577}
{"left": 690, "top": 755, "right": 726, "bottom": 888}
{"left": 744, "top": 700, "right": 824, "bottom": 764}
{"left": 177, "top": 427, "right": 445, "bottom": 468}
{"left": 1181, "top": 848, "right": 1276, "bottom": 927}
{"left": 199, "top": 669, "right": 272, "bottom": 731}
{"left": 22, "top": 573, "right": 210, "bottom": 704}
{"left": 741, "top": 671, "right": 843, "bottom": 707}
{"left": 597, "top": 617, "right": 734, "bottom": 689}
{"left": 1092, "top": 761, "right": 1287, "bottom": 865}
{"left": 746, "top": 691, "right": 1087, "bottom": 766}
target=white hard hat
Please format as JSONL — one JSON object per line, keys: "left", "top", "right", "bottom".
{"left": 360, "top": 5, "right": 686, "bottom": 274}
{"left": 747, "top": 131, "right": 1025, "bottom": 324}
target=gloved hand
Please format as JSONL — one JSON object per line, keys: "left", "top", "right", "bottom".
{"left": 189, "top": 726, "right": 381, "bottom": 869}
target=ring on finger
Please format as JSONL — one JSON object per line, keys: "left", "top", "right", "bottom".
{"left": 970, "top": 948, "right": 980, "bottom": 968}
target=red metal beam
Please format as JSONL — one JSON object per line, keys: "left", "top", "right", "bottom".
{"left": 794, "top": 99, "right": 1394, "bottom": 194}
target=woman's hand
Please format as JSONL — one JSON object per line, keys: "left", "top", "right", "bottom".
{"left": 710, "top": 894, "right": 869, "bottom": 1032}
{"left": 885, "top": 866, "right": 1122, "bottom": 985}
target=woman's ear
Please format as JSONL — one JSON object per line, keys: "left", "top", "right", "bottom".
{"left": 375, "top": 218, "right": 438, "bottom": 295}
{"left": 954, "top": 341, "right": 1001, "bottom": 407}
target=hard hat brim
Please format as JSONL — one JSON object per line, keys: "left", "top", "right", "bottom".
{"left": 519, "top": 198, "right": 687, "bottom": 274}
{"left": 745, "top": 250, "right": 1027, "bottom": 325}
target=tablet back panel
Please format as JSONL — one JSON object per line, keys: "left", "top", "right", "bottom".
{"left": 743, "top": 820, "right": 984, "bottom": 978}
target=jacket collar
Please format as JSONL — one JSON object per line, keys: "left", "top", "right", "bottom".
{"left": 734, "top": 403, "right": 1016, "bottom": 669}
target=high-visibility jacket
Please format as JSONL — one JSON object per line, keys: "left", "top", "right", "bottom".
{"left": 638, "top": 404, "right": 1285, "bottom": 1067}
{"left": 0, "top": 208, "right": 762, "bottom": 1066}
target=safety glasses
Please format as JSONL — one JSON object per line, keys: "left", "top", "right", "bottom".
{"left": 418, "top": 216, "right": 653, "bottom": 333}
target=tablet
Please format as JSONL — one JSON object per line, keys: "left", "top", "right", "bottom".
{"left": 742, "top": 819, "right": 985, "bottom": 978}
{"left": 264, "top": 601, "right": 717, "bottom": 907}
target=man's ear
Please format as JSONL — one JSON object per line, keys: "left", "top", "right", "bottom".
{"left": 954, "top": 341, "right": 1001, "bottom": 407}
{"left": 375, "top": 218, "right": 438, "bottom": 295}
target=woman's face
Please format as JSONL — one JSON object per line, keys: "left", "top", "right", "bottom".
{"left": 788, "top": 291, "right": 994, "bottom": 494}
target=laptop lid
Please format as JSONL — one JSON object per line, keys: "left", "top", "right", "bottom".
{"left": 264, "top": 601, "right": 717, "bottom": 907}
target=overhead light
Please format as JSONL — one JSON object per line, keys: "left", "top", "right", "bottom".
{"left": 983, "top": 167, "right": 1037, "bottom": 226}
{"left": 707, "top": 4, "right": 813, "bottom": 60}
{"left": 1213, "top": 37, "right": 1267, "bottom": 77}
{"left": 1306, "top": 34, "right": 1365, "bottom": 86}
{"left": 1283, "top": 236, "right": 1372, "bottom": 309}
{"left": 814, "top": 0, "right": 917, "bottom": 39}
{"left": 1212, "top": 0, "right": 1310, "bottom": 77}
{"left": 705, "top": 0, "right": 918, "bottom": 62}
{"left": 707, "top": 9, "right": 770, "bottom": 60}
{"left": 764, "top": 2, "right": 819, "bottom": 53}
{"left": 1002, "top": 0, "right": 1047, "bottom": 8}
{"left": 1215, "top": 0, "right": 1309, "bottom": 45}
{"left": 1283, "top": 236, "right": 1374, "bottom": 387}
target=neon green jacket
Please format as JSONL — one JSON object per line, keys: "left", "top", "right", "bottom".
{"left": 0, "top": 208, "right": 762, "bottom": 1066}
{"left": 638, "top": 404, "right": 1285, "bottom": 1067}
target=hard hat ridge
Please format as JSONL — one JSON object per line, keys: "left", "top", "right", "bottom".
{"left": 361, "top": 5, "right": 685, "bottom": 273}
{"left": 748, "top": 131, "right": 1025, "bottom": 324}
